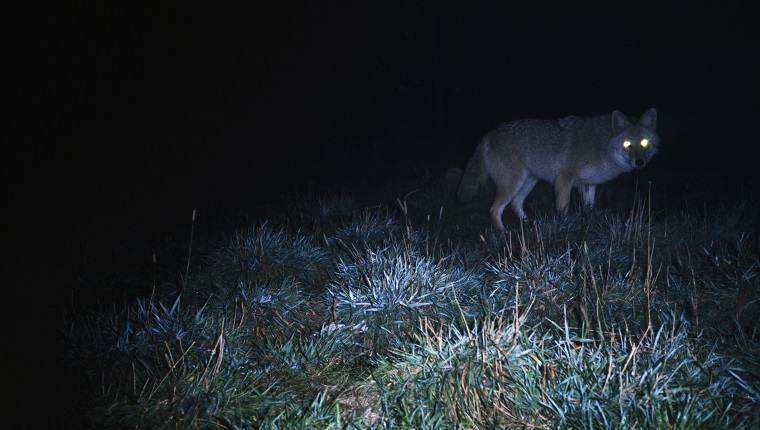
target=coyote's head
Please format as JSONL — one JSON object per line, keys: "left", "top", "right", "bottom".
{"left": 609, "top": 107, "right": 659, "bottom": 171}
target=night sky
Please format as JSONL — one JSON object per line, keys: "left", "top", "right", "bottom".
{"left": 6, "top": 2, "right": 759, "bottom": 425}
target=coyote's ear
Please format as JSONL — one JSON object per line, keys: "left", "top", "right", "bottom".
{"left": 639, "top": 108, "right": 657, "bottom": 130}
{"left": 611, "top": 110, "right": 630, "bottom": 134}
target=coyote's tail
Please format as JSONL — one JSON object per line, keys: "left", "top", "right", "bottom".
{"left": 457, "top": 145, "right": 488, "bottom": 202}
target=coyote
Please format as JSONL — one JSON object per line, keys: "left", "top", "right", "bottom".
{"left": 457, "top": 108, "right": 659, "bottom": 229}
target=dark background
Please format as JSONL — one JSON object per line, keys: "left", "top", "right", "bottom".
{"left": 6, "top": 2, "right": 759, "bottom": 425}
{"left": 12, "top": 2, "right": 758, "bottom": 217}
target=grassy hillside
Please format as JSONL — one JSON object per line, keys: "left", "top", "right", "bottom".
{"left": 42, "top": 173, "right": 760, "bottom": 428}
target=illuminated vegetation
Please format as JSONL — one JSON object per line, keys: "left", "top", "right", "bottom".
{"left": 56, "top": 176, "right": 759, "bottom": 428}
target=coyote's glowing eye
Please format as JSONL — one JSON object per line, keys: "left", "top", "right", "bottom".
{"left": 623, "top": 140, "right": 631, "bottom": 148}
{"left": 640, "top": 139, "right": 649, "bottom": 147}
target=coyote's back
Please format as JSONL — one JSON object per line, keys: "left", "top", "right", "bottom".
{"left": 458, "top": 108, "right": 659, "bottom": 229}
